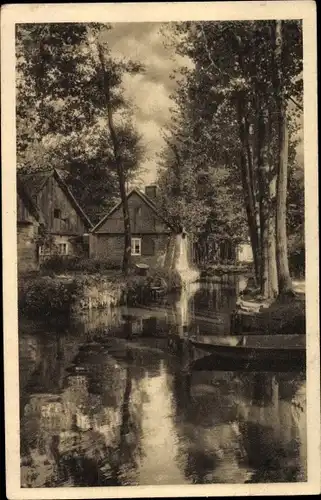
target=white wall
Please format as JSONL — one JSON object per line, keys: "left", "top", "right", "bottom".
{"left": 236, "top": 243, "right": 253, "bottom": 263}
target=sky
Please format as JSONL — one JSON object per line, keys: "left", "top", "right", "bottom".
{"left": 103, "top": 22, "right": 304, "bottom": 187}
{"left": 104, "top": 23, "right": 188, "bottom": 187}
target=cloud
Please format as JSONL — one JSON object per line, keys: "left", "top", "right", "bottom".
{"left": 104, "top": 22, "right": 185, "bottom": 184}
{"left": 105, "top": 22, "right": 305, "bottom": 186}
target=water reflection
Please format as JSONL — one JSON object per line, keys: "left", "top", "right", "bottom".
{"left": 174, "top": 281, "right": 200, "bottom": 331}
{"left": 19, "top": 275, "right": 306, "bottom": 486}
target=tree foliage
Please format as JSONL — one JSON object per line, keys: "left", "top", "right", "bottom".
{"left": 159, "top": 20, "right": 303, "bottom": 295}
{"left": 16, "top": 23, "right": 144, "bottom": 225}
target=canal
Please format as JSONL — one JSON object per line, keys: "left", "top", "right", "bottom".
{"left": 19, "top": 274, "right": 306, "bottom": 487}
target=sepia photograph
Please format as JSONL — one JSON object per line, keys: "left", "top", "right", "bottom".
{"left": 2, "top": 2, "right": 319, "bottom": 498}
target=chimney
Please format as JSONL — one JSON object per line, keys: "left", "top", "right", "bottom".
{"left": 145, "top": 185, "right": 157, "bottom": 200}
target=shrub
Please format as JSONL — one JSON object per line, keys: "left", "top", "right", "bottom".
{"left": 18, "top": 276, "right": 82, "bottom": 318}
{"left": 123, "top": 267, "right": 182, "bottom": 306}
{"left": 146, "top": 267, "right": 182, "bottom": 290}
{"left": 41, "top": 256, "right": 121, "bottom": 274}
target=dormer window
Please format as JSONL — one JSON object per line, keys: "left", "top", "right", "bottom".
{"left": 54, "top": 208, "right": 61, "bottom": 219}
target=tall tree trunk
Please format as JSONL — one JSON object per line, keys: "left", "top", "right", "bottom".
{"left": 234, "top": 35, "right": 261, "bottom": 283}
{"left": 237, "top": 97, "right": 261, "bottom": 284}
{"left": 257, "top": 104, "right": 270, "bottom": 298}
{"left": 267, "top": 113, "right": 279, "bottom": 297}
{"left": 276, "top": 112, "right": 293, "bottom": 293}
{"left": 97, "top": 43, "right": 132, "bottom": 275}
{"left": 245, "top": 116, "right": 259, "bottom": 231}
{"left": 274, "top": 21, "right": 293, "bottom": 295}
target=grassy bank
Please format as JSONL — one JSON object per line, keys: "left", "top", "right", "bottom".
{"left": 232, "top": 291, "right": 305, "bottom": 335}
{"left": 200, "top": 263, "right": 253, "bottom": 277}
{"left": 122, "top": 267, "right": 181, "bottom": 306}
{"left": 18, "top": 262, "right": 182, "bottom": 318}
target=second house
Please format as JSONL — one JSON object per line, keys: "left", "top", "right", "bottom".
{"left": 90, "top": 186, "right": 175, "bottom": 267}
{"left": 18, "top": 168, "right": 93, "bottom": 260}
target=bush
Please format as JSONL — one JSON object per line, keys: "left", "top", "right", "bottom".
{"left": 123, "top": 267, "right": 182, "bottom": 306}
{"left": 147, "top": 267, "right": 181, "bottom": 290}
{"left": 41, "top": 256, "right": 121, "bottom": 274}
{"left": 18, "top": 276, "right": 82, "bottom": 318}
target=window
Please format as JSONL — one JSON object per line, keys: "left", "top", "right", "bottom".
{"left": 54, "top": 208, "right": 61, "bottom": 219}
{"left": 131, "top": 238, "right": 141, "bottom": 256}
{"left": 58, "top": 243, "right": 68, "bottom": 255}
{"left": 38, "top": 245, "right": 44, "bottom": 255}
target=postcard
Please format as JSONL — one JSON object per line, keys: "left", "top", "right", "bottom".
{"left": 2, "top": 1, "right": 319, "bottom": 498}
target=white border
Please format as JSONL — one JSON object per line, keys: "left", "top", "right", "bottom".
{"left": 2, "top": 2, "right": 319, "bottom": 498}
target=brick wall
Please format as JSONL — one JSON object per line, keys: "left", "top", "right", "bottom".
{"left": 90, "top": 233, "right": 171, "bottom": 268}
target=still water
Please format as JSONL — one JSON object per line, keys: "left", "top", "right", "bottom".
{"left": 19, "top": 275, "right": 306, "bottom": 487}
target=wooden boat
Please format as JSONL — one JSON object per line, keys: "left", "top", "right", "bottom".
{"left": 190, "top": 334, "right": 306, "bottom": 372}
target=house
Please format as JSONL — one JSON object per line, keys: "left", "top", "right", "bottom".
{"left": 18, "top": 169, "right": 93, "bottom": 259}
{"left": 90, "top": 186, "right": 176, "bottom": 267}
{"left": 17, "top": 177, "right": 45, "bottom": 273}
{"left": 236, "top": 240, "right": 254, "bottom": 264}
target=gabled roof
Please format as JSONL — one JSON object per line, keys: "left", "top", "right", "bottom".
{"left": 53, "top": 169, "right": 93, "bottom": 228}
{"left": 17, "top": 176, "right": 45, "bottom": 224}
{"left": 18, "top": 171, "right": 52, "bottom": 198}
{"left": 18, "top": 168, "right": 93, "bottom": 229}
{"left": 92, "top": 188, "right": 175, "bottom": 233}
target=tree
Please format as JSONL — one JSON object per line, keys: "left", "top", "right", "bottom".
{"left": 274, "top": 20, "right": 295, "bottom": 295}
{"left": 94, "top": 40, "right": 134, "bottom": 273}
{"left": 159, "top": 20, "right": 303, "bottom": 298}
{"left": 16, "top": 23, "right": 144, "bottom": 258}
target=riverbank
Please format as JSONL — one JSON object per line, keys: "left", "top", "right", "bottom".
{"left": 232, "top": 280, "right": 306, "bottom": 335}
{"left": 18, "top": 267, "right": 182, "bottom": 319}
{"left": 200, "top": 263, "right": 253, "bottom": 278}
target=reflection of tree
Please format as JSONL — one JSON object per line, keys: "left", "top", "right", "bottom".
{"left": 114, "top": 350, "right": 145, "bottom": 484}
{"left": 193, "top": 279, "right": 238, "bottom": 313}
{"left": 170, "top": 368, "right": 306, "bottom": 484}
{"left": 239, "top": 372, "right": 306, "bottom": 483}
{"left": 185, "top": 450, "right": 218, "bottom": 484}
{"left": 119, "top": 352, "right": 133, "bottom": 442}
{"left": 20, "top": 334, "right": 147, "bottom": 486}
{"left": 22, "top": 332, "right": 80, "bottom": 395}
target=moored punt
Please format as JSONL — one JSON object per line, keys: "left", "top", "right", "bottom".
{"left": 190, "top": 334, "right": 306, "bottom": 372}
{"left": 191, "top": 334, "right": 305, "bottom": 349}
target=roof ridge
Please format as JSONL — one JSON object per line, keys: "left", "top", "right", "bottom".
{"left": 53, "top": 169, "right": 93, "bottom": 228}
{"left": 18, "top": 169, "right": 93, "bottom": 228}
{"left": 17, "top": 177, "right": 45, "bottom": 224}
{"left": 92, "top": 187, "right": 175, "bottom": 233}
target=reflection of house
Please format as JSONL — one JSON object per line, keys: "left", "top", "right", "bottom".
{"left": 90, "top": 186, "right": 175, "bottom": 267}
{"left": 17, "top": 177, "right": 44, "bottom": 273}
{"left": 18, "top": 169, "right": 92, "bottom": 260}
